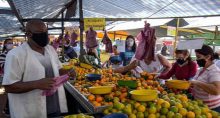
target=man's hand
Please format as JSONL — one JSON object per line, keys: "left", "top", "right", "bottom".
{"left": 35, "top": 78, "right": 56, "bottom": 90}
{"left": 68, "top": 69, "right": 76, "bottom": 78}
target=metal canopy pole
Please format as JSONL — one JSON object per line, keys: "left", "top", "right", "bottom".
{"left": 173, "top": 18, "right": 180, "bottom": 58}
{"left": 7, "top": 0, "right": 25, "bottom": 28}
{"left": 61, "top": 12, "right": 65, "bottom": 61}
{"left": 213, "top": 26, "right": 218, "bottom": 51}
{"left": 79, "top": 0, "right": 85, "bottom": 55}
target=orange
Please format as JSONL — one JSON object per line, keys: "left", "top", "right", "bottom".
{"left": 137, "top": 105, "right": 146, "bottom": 112}
{"left": 186, "top": 111, "right": 195, "bottom": 118}
{"left": 180, "top": 95, "right": 188, "bottom": 102}
{"left": 134, "top": 102, "right": 141, "bottom": 109}
{"left": 88, "top": 94, "right": 95, "bottom": 101}
{"left": 157, "top": 86, "right": 164, "bottom": 92}
{"left": 96, "top": 96, "right": 103, "bottom": 103}
{"left": 157, "top": 99, "right": 165, "bottom": 105}
{"left": 148, "top": 75, "right": 154, "bottom": 80}
{"left": 148, "top": 114, "right": 156, "bottom": 118}
{"left": 206, "top": 113, "right": 212, "bottom": 118}
{"left": 162, "top": 101, "right": 170, "bottom": 108}
{"left": 108, "top": 102, "right": 113, "bottom": 105}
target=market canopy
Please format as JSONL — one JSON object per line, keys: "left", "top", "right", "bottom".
{"left": 11, "top": 0, "right": 220, "bottom": 19}
{"left": 0, "top": 0, "right": 220, "bottom": 38}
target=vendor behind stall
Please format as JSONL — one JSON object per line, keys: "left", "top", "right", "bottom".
{"left": 2, "top": 20, "right": 75, "bottom": 118}
{"left": 190, "top": 45, "right": 220, "bottom": 112}
{"left": 158, "top": 49, "right": 197, "bottom": 80}
{"left": 114, "top": 23, "right": 171, "bottom": 75}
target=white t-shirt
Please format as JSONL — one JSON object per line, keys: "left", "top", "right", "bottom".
{"left": 131, "top": 54, "right": 163, "bottom": 77}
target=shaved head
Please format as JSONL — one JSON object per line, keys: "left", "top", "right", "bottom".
{"left": 25, "top": 20, "right": 47, "bottom": 33}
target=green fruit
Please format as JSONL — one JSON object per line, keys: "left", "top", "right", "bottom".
{"left": 182, "top": 101, "right": 189, "bottom": 108}
{"left": 194, "top": 108, "right": 202, "bottom": 116}
{"left": 129, "top": 114, "right": 137, "bottom": 118}
{"left": 77, "top": 114, "right": 86, "bottom": 118}
{"left": 168, "top": 93, "right": 175, "bottom": 97}
{"left": 201, "top": 115, "right": 207, "bottom": 118}
{"left": 187, "top": 105, "right": 194, "bottom": 111}
{"left": 195, "top": 116, "right": 203, "bottom": 118}
{"left": 156, "top": 113, "right": 160, "bottom": 118}
{"left": 160, "top": 108, "right": 168, "bottom": 115}
{"left": 69, "top": 115, "right": 77, "bottom": 118}
{"left": 175, "top": 113, "right": 183, "bottom": 118}
{"left": 141, "top": 102, "right": 147, "bottom": 107}
{"left": 144, "top": 111, "right": 149, "bottom": 117}
{"left": 170, "top": 100, "right": 176, "bottom": 106}
{"left": 170, "top": 106, "right": 179, "bottom": 113}
{"left": 136, "top": 112, "right": 144, "bottom": 118}
{"left": 159, "top": 115, "right": 166, "bottom": 118}
{"left": 170, "top": 97, "right": 176, "bottom": 101}
{"left": 211, "top": 110, "right": 219, "bottom": 118}
{"left": 149, "top": 106, "right": 157, "bottom": 114}
{"left": 103, "top": 109, "right": 109, "bottom": 115}
{"left": 167, "top": 111, "right": 175, "bottom": 118}
{"left": 156, "top": 105, "right": 162, "bottom": 112}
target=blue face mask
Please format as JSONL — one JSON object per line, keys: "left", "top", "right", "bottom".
{"left": 31, "top": 32, "right": 49, "bottom": 47}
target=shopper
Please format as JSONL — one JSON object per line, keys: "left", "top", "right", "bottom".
{"left": 158, "top": 49, "right": 197, "bottom": 80}
{"left": 63, "top": 40, "right": 78, "bottom": 59}
{"left": 0, "top": 38, "right": 14, "bottom": 75}
{"left": 161, "top": 43, "right": 169, "bottom": 56}
{"left": 190, "top": 45, "right": 220, "bottom": 112}
{"left": 120, "top": 35, "right": 136, "bottom": 66}
{"left": 2, "top": 20, "right": 75, "bottom": 118}
{"left": 108, "top": 45, "right": 122, "bottom": 68}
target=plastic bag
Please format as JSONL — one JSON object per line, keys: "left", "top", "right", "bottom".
{"left": 42, "top": 74, "right": 69, "bottom": 96}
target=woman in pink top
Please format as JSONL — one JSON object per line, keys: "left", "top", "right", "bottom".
{"left": 191, "top": 45, "right": 220, "bottom": 112}
{"left": 159, "top": 49, "right": 197, "bottom": 80}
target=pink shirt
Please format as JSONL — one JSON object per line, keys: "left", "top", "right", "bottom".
{"left": 192, "top": 64, "right": 220, "bottom": 109}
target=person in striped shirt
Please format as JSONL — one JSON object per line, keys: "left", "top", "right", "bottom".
{"left": 0, "top": 38, "right": 14, "bottom": 75}
{"left": 191, "top": 45, "right": 220, "bottom": 112}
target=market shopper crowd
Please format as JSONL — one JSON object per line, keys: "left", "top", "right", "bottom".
{"left": 1, "top": 19, "right": 220, "bottom": 118}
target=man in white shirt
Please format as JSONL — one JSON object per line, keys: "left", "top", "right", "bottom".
{"left": 2, "top": 20, "right": 74, "bottom": 118}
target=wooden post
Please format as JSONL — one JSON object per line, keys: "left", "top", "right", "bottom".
{"left": 173, "top": 18, "right": 180, "bottom": 59}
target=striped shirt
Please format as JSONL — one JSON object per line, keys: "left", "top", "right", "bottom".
{"left": 0, "top": 52, "right": 7, "bottom": 74}
{"left": 192, "top": 64, "right": 220, "bottom": 109}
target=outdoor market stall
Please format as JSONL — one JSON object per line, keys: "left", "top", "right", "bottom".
{"left": 1, "top": 0, "right": 220, "bottom": 118}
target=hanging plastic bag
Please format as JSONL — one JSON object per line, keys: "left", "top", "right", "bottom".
{"left": 42, "top": 74, "right": 69, "bottom": 96}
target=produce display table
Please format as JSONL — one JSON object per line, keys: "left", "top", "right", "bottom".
{"left": 64, "top": 82, "right": 108, "bottom": 114}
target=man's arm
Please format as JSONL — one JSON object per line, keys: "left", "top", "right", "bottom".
{"left": 4, "top": 78, "right": 55, "bottom": 93}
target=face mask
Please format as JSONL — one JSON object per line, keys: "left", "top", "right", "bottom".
{"left": 6, "top": 44, "right": 14, "bottom": 50}
{"left": 31, "top": 32, "right": 49, "bottom": 47}
{"left": 196, "top": 59, "right": 206, "bottom": 67}
{"left": 176, "top": 59, "right": 185, "bottom": 65}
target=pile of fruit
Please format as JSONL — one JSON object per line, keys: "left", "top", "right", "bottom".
{"left": 103, "top": 93, "right": 220, "bottom": 118}
{"left": 64, "top": 61, "right": 220, "bottom": 118}
{"left": 64, "top": 113, "right": 94, "bottom": 118}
